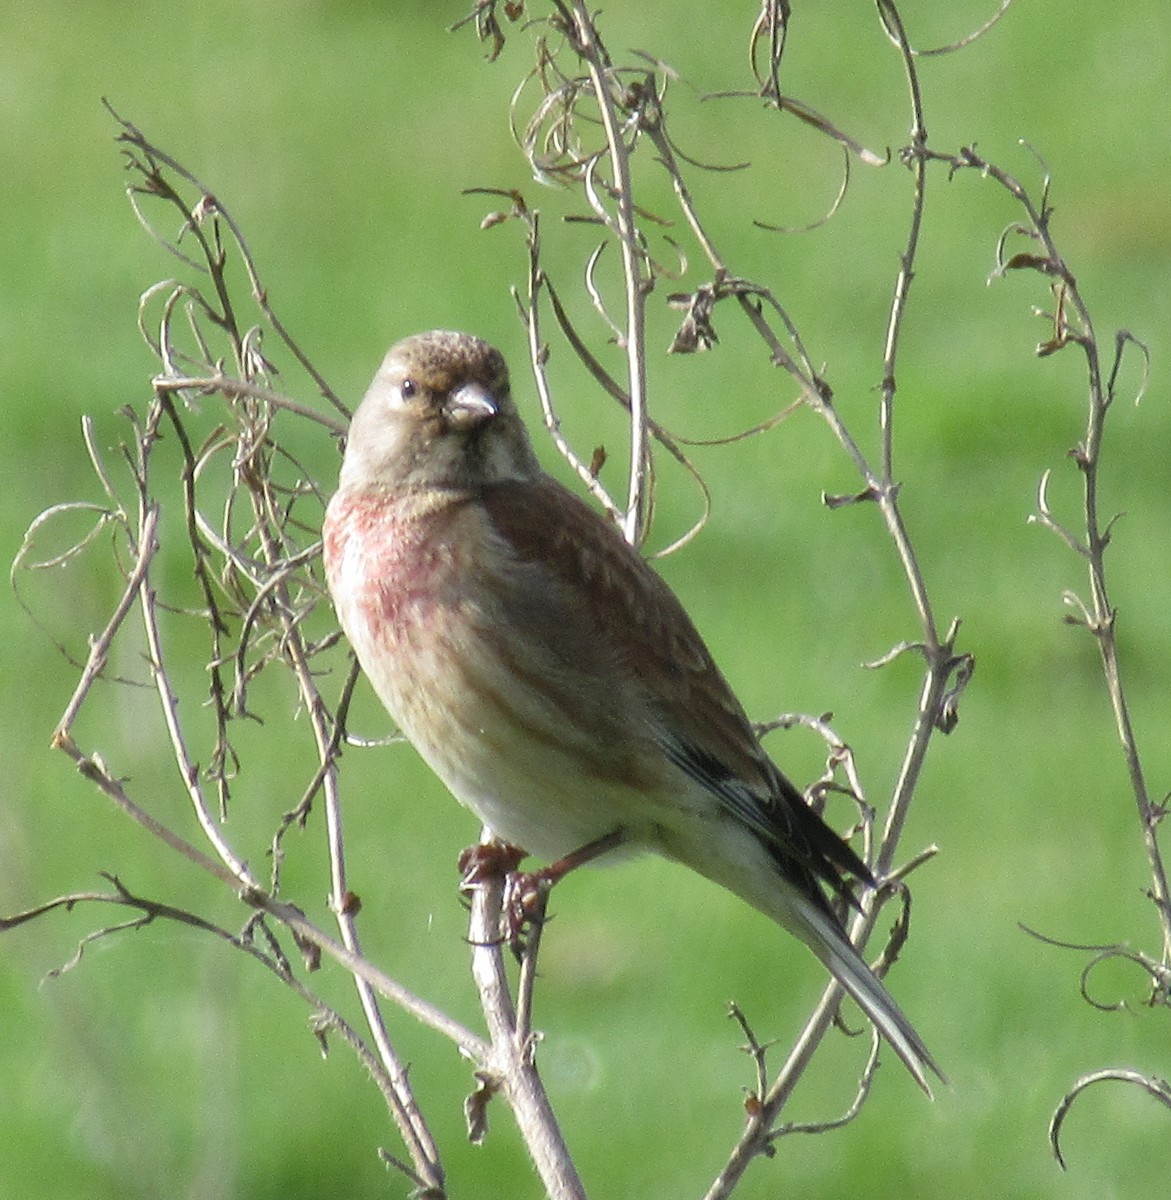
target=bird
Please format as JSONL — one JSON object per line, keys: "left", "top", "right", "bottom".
{"left": 322, "top": 329, "right": 943, "bottom": 1094}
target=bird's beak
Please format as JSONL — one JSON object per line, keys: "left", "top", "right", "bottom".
{"left": 445, "top": 383, "right": 498, "bottom": 431}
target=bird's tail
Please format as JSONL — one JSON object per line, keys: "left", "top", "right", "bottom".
{"left": 662, "top": 817, "right": 944, "bottom": 1092}
{"left": 785, "top": 890, "right": 945, "bottom": 1096}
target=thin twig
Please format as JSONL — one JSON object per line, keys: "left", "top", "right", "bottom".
{"left": 1049, "top": 1069, "right": 1171, "bottom": 1170}
{"left": 565, "top": 0, "right": 652, "bottom": 546}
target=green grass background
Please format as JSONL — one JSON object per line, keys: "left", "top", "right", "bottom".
{"left": 3, "top": 2, "right": 1170, "bottom": 1197}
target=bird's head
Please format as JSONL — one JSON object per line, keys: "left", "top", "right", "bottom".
{"left": 339, "top": 330, "right": 541, "bottom": 493}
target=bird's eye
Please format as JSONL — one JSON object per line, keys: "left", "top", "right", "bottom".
{"left": 400, "top": 378, "right": 417, "bottom": 401}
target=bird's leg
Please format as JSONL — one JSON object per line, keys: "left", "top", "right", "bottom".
{"left": 501, "top": 827, "right": 631, "bottom": 954}
{"left": 529, "top": 826, "right": 632, "bottom": 887}
{"left": 459, "top": 828, "right": 630, "bottom": 955}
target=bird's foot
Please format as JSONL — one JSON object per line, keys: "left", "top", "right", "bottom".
{"left": 459, "top": 827, "right": 630, "bottom": 957}
{"left": 501, "top": 869, "right": 554, "bottom": 957}
{"left": 458, "top": 839, "right": 527, "bottom": 884}
{"left": 458, "top": 840, "right": 548, "bottom": 956}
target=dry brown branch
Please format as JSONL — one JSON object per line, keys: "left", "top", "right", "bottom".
{"left": 463, "top": 835, "right": 586, "bottom": 1199}
{"left": 13, "top": 106, "right": 514, "bottom": 1198}
{"left": 916, "top": 125, "right": 1167, "bottom": 1179}
{"left": 942, "top": 153, "right": 1168, "bottom": 905}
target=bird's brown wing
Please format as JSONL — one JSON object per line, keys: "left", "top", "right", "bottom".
{"left": 480, "top": 475, "right": 870, "bottom": 904}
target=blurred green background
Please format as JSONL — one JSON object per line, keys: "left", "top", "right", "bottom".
{"left": 3, "top": 2, "right": 1169, "bottom": 1197}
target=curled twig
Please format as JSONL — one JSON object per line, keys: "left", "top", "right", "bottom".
{"left": 1049, "top": 1069, "right": 1171, "bottom": 1171}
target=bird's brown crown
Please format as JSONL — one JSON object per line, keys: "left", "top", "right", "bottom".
{"left": 391, "top": 329, "right": 509, "bottom": 399}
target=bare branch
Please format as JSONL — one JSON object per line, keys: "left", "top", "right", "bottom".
{"left": 463, "top": 832, "right": 587, "bottom": 1199}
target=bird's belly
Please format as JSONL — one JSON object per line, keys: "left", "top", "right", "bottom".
{"left": 393, "top": 636, "right": 656, "bottom": 861}
{"left": 337, "top": 583, "right": 655, "bottom": 862}
{"left": 422, "top": 730, "right": 646, "bottom": 863}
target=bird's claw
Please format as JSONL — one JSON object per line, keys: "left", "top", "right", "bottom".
{"left": 458, "top": 841, "right": 549, "bottom": 956}
{"left": 501, "top": 870, "right": 553, "bottom": 957}
{"left": 458, "top": 840, "right": 527, "bottom": 885}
